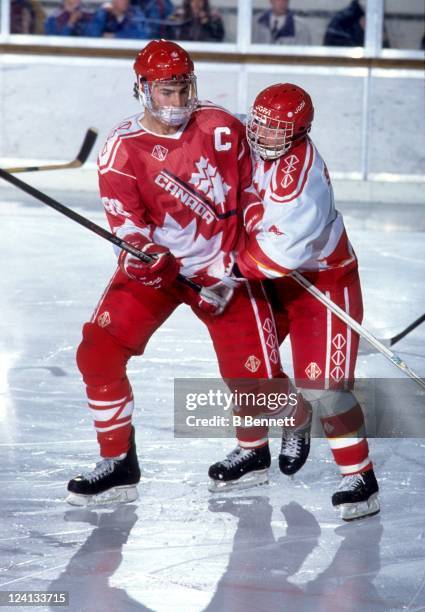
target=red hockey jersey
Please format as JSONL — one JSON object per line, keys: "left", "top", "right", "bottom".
{"left": 98, "top": 103, "right": 250, "bottom": 284}
{"left": 237, "top": 138, "right": 357, "bottom": 279}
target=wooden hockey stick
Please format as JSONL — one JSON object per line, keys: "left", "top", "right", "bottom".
{"left": 0, "top": 168, "right": 226, "bottom": 310}
{"left": 4, "top": 128, "right": 98, "bottom": 173}
{"left": 290, "top": 271, "right": 425, "bottom": 391}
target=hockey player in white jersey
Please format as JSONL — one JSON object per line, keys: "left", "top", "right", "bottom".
{"left": 234, "top": 83, "right": 380, "bottom": 520}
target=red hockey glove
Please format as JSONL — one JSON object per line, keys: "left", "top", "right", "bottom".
{"left": 119, "top": 237, "right": 179, "bottom": 289}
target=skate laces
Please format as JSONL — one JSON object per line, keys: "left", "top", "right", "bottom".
{"left": 281, "top": 430, "right": 307, "bottom": 458}
{"left": 337, "top": 473, "right": 365, "bottom": 492}
{"left": 222, "top": 446, "right": 255, "bottom": 468}
{"left": 281, "top": 436, "right": 303, "bottom": 458}
{"left": 83, "top": 459, "right": 116, "bottom": 483}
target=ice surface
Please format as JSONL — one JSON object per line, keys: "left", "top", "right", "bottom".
{"left": 0, "top": 187, "right": 424, "bottom": 612}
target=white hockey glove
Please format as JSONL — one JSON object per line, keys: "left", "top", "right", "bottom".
{"left": 196, "top": 276, "right": 241, "bottom": 316}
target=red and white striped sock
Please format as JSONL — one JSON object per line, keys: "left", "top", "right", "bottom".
{"left": 86, "top": 378, "right": 134, "bottom": 458}
{"left": 321, "top": 403, "right": 372, "bottom": 476}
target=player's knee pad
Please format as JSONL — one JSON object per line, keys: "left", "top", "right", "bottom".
{"left": 76, "top": 322, "right": 131, "bottom": 387}
{"left": 298, "top": 387, "right": 358, "bottom": 418}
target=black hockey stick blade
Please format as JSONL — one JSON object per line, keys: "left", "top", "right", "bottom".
{"left": 4, "top": 128, "right": 98, "bottom": 173}
{"left": 389, "top": 313, "right": 425, "bottom": 346}
{"left": 359, "top": 313, "right": 425, "bottom": 354}
{"left": 74, "top": 128, "right": 99, "bottom": 166}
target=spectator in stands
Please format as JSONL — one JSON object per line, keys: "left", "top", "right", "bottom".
{"left": 45, "top": 0, "right": 92, "bottom": 36}
{"left": 323, "top": 0, "right": 365, "bottom": 46}
{"left": 252, "top": 0, "right": 311, "bottom": 46}
{"left": 133, "top": 0, "right": 175, "bottom": 38}
{"left": 171, "top": 0, "right": 224, "bottom": 42}
{"left": 87, "top": 0, "right": 149, "bottom": 38}
{"left": 11, "top": 0, "right": 45, "bottom": 33}
{"left": 324, "top": 1, "right": 390, "bottom": 48}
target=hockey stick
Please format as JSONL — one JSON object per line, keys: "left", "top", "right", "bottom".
{"left": 388, "top": 313, "right": 425, "bottom": 346}
{"left": 4, "top": 129, "right": 98, "bottom": 173}
{"left": 0, "top": 168, "right": 221, "bottom": 304}
{"left": 290, "top": 271, "right": 425, "bottom": 391}
{"left": 359, "top": 312, "right": 425, "bottom": 355}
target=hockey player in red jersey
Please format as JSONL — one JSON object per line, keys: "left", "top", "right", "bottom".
{"left": 67, "top": 40, "right": 292, "bottom": 505}
{"left": 236, "top": 83, "right": 380, "bottom": 520}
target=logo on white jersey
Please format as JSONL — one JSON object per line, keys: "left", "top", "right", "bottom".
{"left": 269, "top": 225, "right": 285, "bottom": 236}
{"left": 189, "top": 157, "right": 231, "bottom": 212}
{"left": 280, "top": 154, "right": 299, "bottom": 189}
{"left": 102, "top": 197, "right": 132, "bottom": 219}
{"left": 305, "top": 362, "right": 322, "bottom": 381}
{"left": 245, "top": 355, "right": 261, "bottom": 373}
{"left": 151, "top": 145, "right": 168, "bottom": 161}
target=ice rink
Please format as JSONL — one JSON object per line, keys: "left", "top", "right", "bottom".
{"left": 0, "top": 184, "right": 424, "bottom": 612}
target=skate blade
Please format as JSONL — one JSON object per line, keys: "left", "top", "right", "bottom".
{"left": 66, "top": 485, "right": 139, "bottom": 507}
{"left": 337, "top": 493, "right": 380, "bottom": 521}
{"left": 208, "top": 469, "right": 269, "bottom": 493}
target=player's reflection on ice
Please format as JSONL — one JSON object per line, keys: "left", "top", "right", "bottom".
{"left": 205, "top": 498, "right": 385, "bottom": 612}
{"left": 47, "top": 505, "right": 153, "bottom": 612}
{"left": 44, "top": 498, "right": 385, "bottom": 612}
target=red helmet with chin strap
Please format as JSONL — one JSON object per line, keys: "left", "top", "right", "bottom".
{"left": 133, "top": 40, "right": 198, "bottom": 127}
{"left": 247, "top": 83, "right": 314, "bottom": 160}
{"left": 134, "top": 39, "right": 195, "bottom": 82}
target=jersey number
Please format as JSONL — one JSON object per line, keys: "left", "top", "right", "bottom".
{"left": 214, "top": 127, "right": 232, "bottom": 152}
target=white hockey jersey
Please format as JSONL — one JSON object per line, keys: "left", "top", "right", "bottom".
{"left": 237, "top": 137, "right": 357, "bottom": 279}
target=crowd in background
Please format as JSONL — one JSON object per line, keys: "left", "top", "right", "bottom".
{"left": 9, "top": 0, "right": 424, "bottom": 49}
{"left": 11, "top": 0, "right": 225, "bottom": 41}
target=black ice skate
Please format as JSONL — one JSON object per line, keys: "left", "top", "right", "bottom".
{"left": 66, "top": 427, "right": 141, "bottom": 506}
{"left": 279, "top": 417, "right": 311, "bottom": 476}
{"left": 332, "top": 469, "right": 380, "bottom": 521}
{"left": 208, "top": 444, "right": 271, "bottom": 492}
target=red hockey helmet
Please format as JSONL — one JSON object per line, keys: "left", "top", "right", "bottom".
{"left": 134, "top": 39, "right": 195, "bottom": 82}
{"left": 134, "top": 40, "right": 198, "bottom": 127}
{"left": 247, "top": 83, "right": 314, "bottom": 160}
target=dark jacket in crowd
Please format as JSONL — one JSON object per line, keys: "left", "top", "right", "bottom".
{"left": 11, "top": 0, "right": 37, "bottom": 33}
{"left": 324, "top": 0, "right": 365, "bottom": 46}
{"left": 45, "top": 6, "right": 92, "bottom": 35}
{"left": 176, "top": 12, "right": 224, "bottom": 42}
{"left": 86, "top": 4, "right": 149, "bottom": 38}
{"left": 131, "top": 0, "right": 174, "bottom": 37}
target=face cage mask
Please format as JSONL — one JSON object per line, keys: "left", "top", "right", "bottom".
{"left": 136, "top": 76, "right": 198, "bottom": 127}
{"left": 246, "top": 109, "right": 295, "bottom": 160}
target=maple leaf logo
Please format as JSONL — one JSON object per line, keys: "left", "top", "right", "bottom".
{"left": 189, "top": 157, "right": 231, "bottom": 212}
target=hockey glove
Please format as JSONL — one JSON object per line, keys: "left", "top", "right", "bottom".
{"left": 195, "top": 276, "right": 241, "bottom": 316}
{"left": 119, "top": 236, "right": 179, "bottom": 289}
